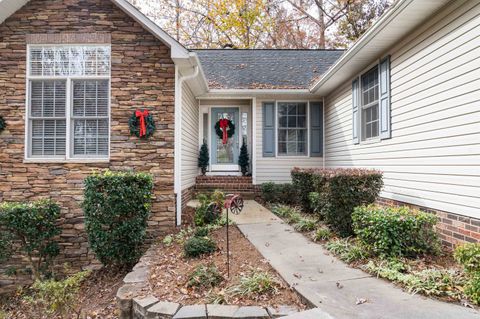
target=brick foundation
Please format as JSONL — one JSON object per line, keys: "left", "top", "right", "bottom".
{"left": 195, "top": 175, "right": 257, "bottom": 198}
{"left": 377, "top": 198, "right": 479, "bottom": 248}
{"left": 0, "top": 0, "right": 175, "bottom": 293}
{"left": 181, "top": 185, "right": 196, "bottom": 211}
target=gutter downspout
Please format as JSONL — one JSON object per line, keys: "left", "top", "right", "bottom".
{"left": 174, "top": 65, "right": 199, "bottom": 226}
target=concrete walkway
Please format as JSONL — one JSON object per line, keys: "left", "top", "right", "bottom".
{"left": 230, "top": 200, "right": 479, "bottom": 319}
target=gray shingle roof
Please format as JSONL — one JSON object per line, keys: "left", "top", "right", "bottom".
{"left": 193, "top": 49, "right": 344, "bottom": 89}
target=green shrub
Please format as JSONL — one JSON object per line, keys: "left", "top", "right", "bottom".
{"left": 326, "top": 238, "right": 369, "bottom": 263}
{"left": 353, "top": 205, "right": 440, "bottom": 258}
{"left": 187, "top": 264, "right": 223, "bottom": 288}
{"left": 260, "top": 183, "right": 298, "bottom": 205}
{"left": 454, "top": 243, "right": 480, "bottom": 274}
{"left": 291, "top": 168, "right": 316, "bottom": 212}
{"left": 293, "top": 217, "right": 317, "bottom": 232}
{"left": 0, "top": 199, "right": 61, "bottom": 279}
{"left": 227, "top": 269, "right": 279, "bottom": 296}
{"left": 304, "top": 168, "right": 383, "bottom": 236}
{"left": 194, "top": 192, "right": 224, "bottom": 226}
{"left": 312, "top": 227, "right": 332, "bottom": 241}
{"left": 28, "top": 270, "right": 90, "bottom": 316}
{"left": 184, "top": 236, "right": 216, "bottom": 258}
{"left": 83, "top": 170, "right": 153, "bottom": 268}
{"left": 455, "top": 243, "right": 480, "bottom": 304}
{"left": 465, "top": 275, "right": 480, "bottom": 305}
{"left": 194, "top": 227, "right": 209, "bottom": 237}
{"left": 363, "top": 259, "right": 466, "bottom": 300}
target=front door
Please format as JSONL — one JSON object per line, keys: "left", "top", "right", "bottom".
{"left": 211, "top": 107, "right": 239, "bottom": 171}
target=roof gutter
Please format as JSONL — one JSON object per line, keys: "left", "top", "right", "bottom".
{"left": 309, "top": 0, "right": 412, "bottom": 93}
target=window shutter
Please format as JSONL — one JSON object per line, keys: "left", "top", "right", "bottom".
{"left": 352, "top": 78, "right": 360, "bottom": 144}
{"left": 262, "top": 102, "right": 275, "bottom": 157}
{"left": 379, "top": 55, "right": 391, "bottom": 139}
{"left": 310, "top": 101, "right": 323, "bottom": 157}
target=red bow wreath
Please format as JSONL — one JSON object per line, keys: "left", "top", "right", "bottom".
{"left": 135, "top": 109, "right": 149, "bottom": 137}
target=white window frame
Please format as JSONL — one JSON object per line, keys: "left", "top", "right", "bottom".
{"left": 275, "top": 100, "right": 310, "bottom": 158}
{"left": 24, "top": 44, "right": 111, "bottom": 162}
{"left": 353, "top": 62, "right": 382, "bottom": 144}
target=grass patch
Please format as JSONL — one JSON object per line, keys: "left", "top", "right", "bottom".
{"left": 187, "top": 264, "right": 223, "bottom": 288}
{"left": 227, "top": 269, "right": 279, "bottom": 297}
{"left": 363, "top": 259, "right": 466, "bottom": 300}
{"left": 293, "top": 218, "right": 317, "bottom": 232}
{"left": 312, "top": 227, "right": 332, "bottom": 241}
{"left": 325, "top": 238, "right": 370, "bottom": 263}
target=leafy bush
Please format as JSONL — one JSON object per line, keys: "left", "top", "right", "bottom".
{"left": 187, "top": 264, "right": 223, "bottom": 288}
{"left": 312, "top": 227, "right": 332, "bottom": 241}
{"left": 83, "top": 170, "right": 153, "bottom": 268}
{"left": 184, "top": 236, "right": 216, "bottom": 258}
{"left": 326, "top": 238, "right": 370, "bottom": 263}
{"left": 0, "top": 199, "right": 61, "bottom": 279}
{"left": 194, "top": 192, "right": 224, "bottom": 227}
{"left": 304, "top": 168, "right": 383, "bottom": 236}
{"left": 454, "top": 243, "right": 480, "bottom": 274}
{"left": 291, "top": 168, "right": 316, "bottom": 212}
{"left": 194, "top": 227, "right": 209, "bottom": 237}
{"left": 353, "top": 205, "right": 440, "bottom": 258}
{"left": 464, "top": 275, "right": 480, "bottom": 305}
{"left": 363, "top": 259, "right": 466, "bottom": 300}
{"left": 293, "top": 217, "right": 317, "bottom": 232}
{"left": 227, "top": 269, "right": 279, "bottom": 296}
{"left": 455, "top": 243, "right": 480, "bottom": 304}
{"left": 28, "top": 270, "right": 90, "bottom": 316}
{"left": 260, "top": 183, "right": 297, "bottom": 205}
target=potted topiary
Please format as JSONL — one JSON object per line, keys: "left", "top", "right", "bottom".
{"left": 198, "top": 140, "right": 209, "bottom": 175}
{"left": 238, "top": 139, "right": 250, "bottom": 176}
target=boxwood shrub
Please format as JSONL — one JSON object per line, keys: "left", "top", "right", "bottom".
{"left": 291, "top": 168, "right": 316, "bottom": 212}
{"left": 306, "top": 168, "right": 383, "bottom": 236}
{"left": 353, "top": 205, "right": 440, "bottom": 257}
{"left": 0, "top": 199, "right": 61, "bottom": 279}
{"left": 260, "top": 182, "right": 297, "bottom": 205}
{"left": 184, "top": 236, "right": 216, "bottom": 258}
{"left": 83, "top": 170, "right": 153, "bottom": 268}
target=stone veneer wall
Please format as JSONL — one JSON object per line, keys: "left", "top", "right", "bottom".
{"left": 0, "top": 0, "right": 175, "bottom": 293}
{"left": 377, "top": 198, "right": 480, "bottom": 248}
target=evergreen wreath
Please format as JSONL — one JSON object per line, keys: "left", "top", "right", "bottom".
{"left": 129, "top": 110, "right": 156, "bottom": 139}
{"left": 0, "top": 116, "right": 5, "bottom": 133}
{"left": 214, "top": 119, "right": 235, "bottom": 140}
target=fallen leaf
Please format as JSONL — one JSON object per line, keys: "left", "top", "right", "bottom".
{"left": 356, "top": 297, "right": 367, "bottom": 305}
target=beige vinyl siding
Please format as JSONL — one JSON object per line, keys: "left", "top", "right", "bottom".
{"left": 181, "top": 82, "right": 199, "bottom": 190}
{"left": 324, "top": 0, "right": 480, "bottom": 219}
{"left": 255, "top": 96, "right": 323, "bottom": 184}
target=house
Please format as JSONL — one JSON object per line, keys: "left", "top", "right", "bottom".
{"left": 0, "top": 0, "right": 478, "bottom": 290}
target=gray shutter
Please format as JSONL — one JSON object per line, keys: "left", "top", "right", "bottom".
{"left": 310, "top": 101, "right": 323, "bottom": 157}
{"left": 262, "top": 102, "right": 276, "bottom": 157}
{"left": 352, "top": 78, "right": 360, "bottom": 144}
{"left": 379, "top": 55, "right": 391, "bottom": 139}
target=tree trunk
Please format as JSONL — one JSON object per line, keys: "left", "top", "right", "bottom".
{"left": 318, "top": 0, "right": 326, "bottom": 49}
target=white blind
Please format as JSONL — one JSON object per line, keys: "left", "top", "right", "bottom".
{"left": 29, "top": 80, "right": 66, "bottom": 156}
{"left": 72, "top": 80, "right": 109, "bottom": 156}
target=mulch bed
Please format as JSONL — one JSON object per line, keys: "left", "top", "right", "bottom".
{"left": 148, "top": 224, "right": 305, "bottom": 309}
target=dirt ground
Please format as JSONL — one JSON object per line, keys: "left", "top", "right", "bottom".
{"left": 148, "top": 224, "right": 305, "bottom": 309}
